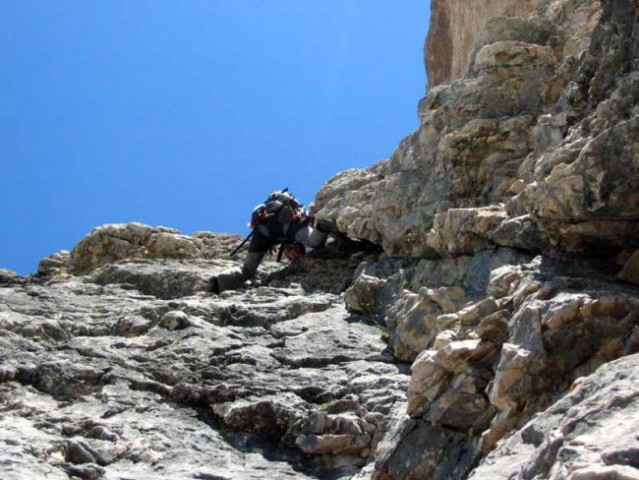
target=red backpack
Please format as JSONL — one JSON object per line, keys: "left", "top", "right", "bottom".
{"left": 249, "top": 189, "right": 307, "bottom": 228}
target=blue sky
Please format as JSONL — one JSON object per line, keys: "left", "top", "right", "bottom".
{"left": 1, "top": 1, "right": 430, "bottom": 275}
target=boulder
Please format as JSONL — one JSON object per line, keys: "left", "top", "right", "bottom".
{"left": 468, "top": 354, "right": 639, "bottom": 480}
{"left": 69, "top": 223, "right": 242, "bottom": 274}
{"left": 427, "top": 206, "right": 508, "bottom": 256}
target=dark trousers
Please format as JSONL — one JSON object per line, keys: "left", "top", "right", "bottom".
{"left": 214, "top": 220, "right": 327, "bottom": 293}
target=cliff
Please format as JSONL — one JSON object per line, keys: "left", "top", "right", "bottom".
{"left": 426, "top": 0, "right": 534, "bottom": 87}
{"left": 2, "top": 1, "right": 639, "bottom": 479}
{"left": 425, "top": 0, "right": 601, "bottom": 88}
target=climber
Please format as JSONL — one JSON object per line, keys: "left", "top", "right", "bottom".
{"left": 208, "top": 188, "right": 341, "bottom": 294}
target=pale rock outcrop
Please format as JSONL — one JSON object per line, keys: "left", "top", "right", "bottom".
{"left": 525, "top": 106, "right": 639, "bottom": 254}
{"left": 315, "top": 1, "right": 601, "bottom": 257}
{"left": 68, "top": 223, "right": 242, "bottom": 275}
{"left": 426, "top": 0, "right": 601, "bottom": 88}
{"left": 0, "top": 232, "right": 407, "bottom": 479}
{"left": 37, "top": 250, "right": 71, "bottom": 278}
{"left": 344, "top": 3, "right": 638, "bottom": 476}
{"left": 3, "top": 1, "right": 639, "bottom": 479}
{"left": 468, "top": 353, "right": 639, "bottom": 480}
{"left": 518, "top": 0, "right": 639, "bottom": 256}
{"left": 345, "top": 248, "right": 531, "bottom": 364}
{"left": 426, "top": 0, "right": 534, "bottom": 87}
{"left": 384, "top": 288, "right": 459, "bottom": 363}
{"left": 363, "top": 252, "right": 639, "bottom": 479}
{"left": 426, "top": 205, "right": 508, "bottom": 256}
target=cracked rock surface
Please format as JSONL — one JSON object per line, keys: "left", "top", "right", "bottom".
{"left": 0, "top": 246, "right": 408, "bottom": 480}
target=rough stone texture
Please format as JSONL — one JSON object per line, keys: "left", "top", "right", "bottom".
{"left": 426, "top": 205, "right": 508, "bottom": 256}
{"left": 4, "top": 1, "right": 639, "bottom": 479}
{"left": 359, "top": 252, "right": 639, "bottom": 480}
{"left": 0, "top": 232, "right": 408, "bottom": 480}
{"left": 517, "top": 0, "right": 639, "bottom": 255}
{"left": 467, "top": 353, "right": 639, "bottom": 480}
{"left": 331, "top": 2, "right": 637, "bottom": 478}
{"left": 525, "top": 91, "right": 639, "bottom": 253}
{"left": 38, "top": 250, "right": 71, "bottom": 278}
{"left": 7, "top": 226, "right": 638, "bottom": 480}
{"left": 426, "top": 0, "right": 534, "bottom": 88}
{"left": 315, "top": 1, "right": 602, "bottom": 257}
{"left": 426, "top": 0, "right": 601, "bottom": 89}
{"left": 68, "top": 223, "right": 243, "bottom": 275}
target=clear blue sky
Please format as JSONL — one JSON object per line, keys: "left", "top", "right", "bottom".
{"left": 1, "top": 1, "right": 430, "bottom": 275}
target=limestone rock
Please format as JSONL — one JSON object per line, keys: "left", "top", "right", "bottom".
{"left": 491, "top": 214, "right": 546, "bottom": 252}
{"left": 487, "top": 262, "right": 533, "bottom": 299}
{"left": 409, "top": 248, "right": 531, "bottom": 295}
{"left": 367, "top": 417, "right": 480, "bottom": 480}
{"left": 526, "top": 115, "right": 639, "bottom": 253}
{"left": 426, "top": 0, "right": 601, "bottom": 88}
{"left": 292, "top": 410, "right": 374, "bottom": 459}
{"left": 358, "top": 245, "right": 639, "bottom": 478}
{"left": 316, "top": 0, "right": 604, "bottom": 259}
{"left": 473, "top": 41, "right": 558, "bottom": 77}
{"left": 69, "top": 223, "right": 242, "bottom": 274}
{"left": 476, "top": 16, "right": 562, "bottom": 56}
{"left": 0, "top": 269, "right": 25, "bottom": 285}
{"left": 407, "top": 339, "right": 498, "bottom": 431}
{"left": 426, "top": 0, "right": 535, "bottom": 87}
{"left": 520, "top": 0, "right": 639, "bottom": 255}
{"left": 342, "top": 257, "right": 406, "bottom": 314}
{"left": 315, "top": 12, "right": 566, "bottom": 257}
{"left": 37, "top": 250, "right": 71, "bottom": 278}
{"left": 385, "top": 289, "right": 459, "bottom": 362}
{"left": 344, "top": 273, "right": 388, "bottom": 314}
{"left": 467, "top": 353, "right": 639, "bottom": 480}
{"left": 427, "top": 206, "right": 508, "bottom": 256}
{"left": 478, "top": 274, "right": 639, "bottom": 452}
{"left": 90, "top": 258, "right": 228, "bottom": 299}
{"left": 4, "top": 1, "right": 639, "bottom": 479}
{"left": 0, "top": 227, "right": 409, "bottom": 479}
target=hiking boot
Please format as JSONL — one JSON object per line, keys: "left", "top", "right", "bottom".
{"left": 316, "top": 218, "right": 343, "bottom": 236}
{"left": 208, "top": 276, "right": 220, "bottom": 294}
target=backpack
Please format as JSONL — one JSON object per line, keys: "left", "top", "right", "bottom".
{"left": 249, "top": 189, "right": 307, "bottom": 229}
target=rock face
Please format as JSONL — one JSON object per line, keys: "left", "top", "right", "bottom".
{"left": 66, "top": 223, "right": 243, "bottom": 275}
{"left": 3, "top": 1, "right": 639, "bottom": 479}
{"left": 315, "top": 0, "right": 639, "bottom": 478}
{"left": 425, "top": 0, "right": 601, "bottom": 88}
{"left": 426, "top": 0, "right": 534, "bottom": 87}
{"left": 467, "top": 353, "right": 639, "bottom": 480}
{"left": 1, "top": 232, "right": 406, "bottom": 480}
{"left": 315, "top": 0, "right": 607, "bottom": 258}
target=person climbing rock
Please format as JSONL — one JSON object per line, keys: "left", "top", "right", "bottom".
{"left": 209, "top": 189, "right": 341, "bottom": 294}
